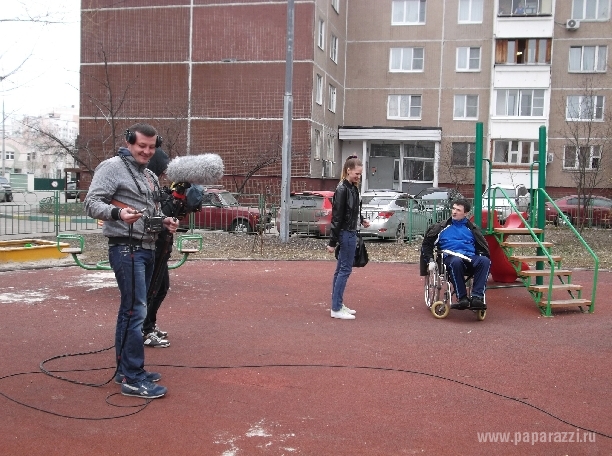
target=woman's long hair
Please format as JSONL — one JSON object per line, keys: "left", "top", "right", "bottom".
{"left": 340, "top": 155, "right": 363, "bottom": 182}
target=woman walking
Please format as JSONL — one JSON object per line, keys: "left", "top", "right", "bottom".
{"left": 326, "top": 155, "right": 370, "bottom": 320}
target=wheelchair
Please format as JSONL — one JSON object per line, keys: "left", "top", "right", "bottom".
{"left": 423, "top": 250, "right": 487, "bottom": 321}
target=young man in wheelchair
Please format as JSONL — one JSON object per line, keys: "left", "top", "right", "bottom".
{"left": 420, "top": 198, "right": 491, "bottom": 310}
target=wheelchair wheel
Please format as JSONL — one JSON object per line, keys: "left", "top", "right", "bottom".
{"left": 424, "top": 271, "right": 437, "bottom": 308}
{"left": 476, "top": 309, "right": 486, "bottom": 321}
{"left": 431, "top": 301, "right": 450, "bottom": 319}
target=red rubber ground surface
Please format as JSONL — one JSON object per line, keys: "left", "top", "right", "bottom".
{"left": 1, "top": 260, "right": 610, "bottom": 455}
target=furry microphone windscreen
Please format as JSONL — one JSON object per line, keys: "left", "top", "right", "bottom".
{"left": 165, "top": 154, "right": 224, "bottom": 185}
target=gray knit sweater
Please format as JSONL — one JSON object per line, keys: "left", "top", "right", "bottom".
{"left": 84, "top": 148, "right": 161, "bottom": 248}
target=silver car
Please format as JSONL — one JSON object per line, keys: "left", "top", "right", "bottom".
{"left": 360, "top": 190, "right": 429, "bottom": 240}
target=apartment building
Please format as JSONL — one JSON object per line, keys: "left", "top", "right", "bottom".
{"left": 78, "top": 0, "right": 611, "bottom": 198}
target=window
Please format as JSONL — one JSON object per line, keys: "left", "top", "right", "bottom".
{"left": 459, "top": 0, "right": 483, "bottom": 22}
{"left": 315, "top": 74, "right": 323, "bottom": 105}
{"left": 4, "top": 150, "right": 14, "bottom": 160}
{"left": 27, "top": 152, "right": 36, "bottom": 161}
{"left": 452, "top": 142, "right": 476, "bottom": 167}
{"left": 572, "top": 0, "right": 610, "bottom": 20}
{"left": 328, "top": 85, "right": 337, "bottom": 112}
{"left": 495, "top": 39, "right": 551, "bottom": 64}
{"left": 392, "top": 0, "right": 426, "bottom": 24}
{"left": 314, "top": 129, "right": 321, "bottom": 160}
{"left": 496, "top": 89, "right": 545, "bottom": 116}
{"left": 454, "top": 95, "right": 479, "bottom": 119}
{"left": 388, "top": 95, "right": 422, "bottom": 119}
{"left": 390, "top": 47, "right": 424, "bottom": 71}
{"left": 566, "top": 95, "right": 605, "bottom": 120}
{"left": 326, "top": 135, "right": 335, "bottom": 161}
{"left": 332, "top": 0, "right": 339, "bottom": 13}
{"left": 318, "top": 19, "right": 325, "bottom": 49}
{"left": 493, "top": 140, "right": 540, "bottom": 164}
{"left": 498, "top": 0, "right": 553, "bottom": 15}
{"left": 456, "top": 47, "right": 481, "bottom": 71}
{"left": 403, "top": 143, "right": 434, "bottom": 181}
{"left": 569, "top": 46, "right": 608, "bottom": 72}
{"left": 330, "top": 35, "right": 338, "bottom": 63}
{"left": 563, "top": 145, "right": 602, "bottom": 169}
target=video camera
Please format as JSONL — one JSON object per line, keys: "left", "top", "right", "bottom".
{"left": 158, "top": 182, "right": 204, "bottom": 221}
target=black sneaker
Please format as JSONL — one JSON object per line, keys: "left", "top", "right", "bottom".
{"left": 451, "top": 297, "right": 470, "bottom": 310}
{"left": 114, "top": 371, "right": 162, "bottom": 385}
{"left": 121, "top": 379, "right": 167, "bottom": 399}
{"left": 471, "top": 296, "right": 486, "bottom": 310}
{"left": 143, "top": 332, "right": 170, "bottom": 348}
{"left": 152, "top": 324, "right": 168, "bottom": 339}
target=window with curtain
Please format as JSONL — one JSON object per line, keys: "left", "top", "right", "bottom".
{"left": 566, "top": 95, "right": 605, "bottom": 120}
{"left": 330, "top": 35, "right": 338, "bottom": 63}
{"left": 496, "top": 89, "right": 545, "bottom": 116}
{"left": 454, "top": 95, "right": 479, "bottom": 119}
{"left": 328, "top": 85, "right": 336, "bottom": 112}
{"left": 315, "top": 74, "right": 323, "bottom": 105}
{"left": 569, "top": 46, "right": 607, "bottom": 72}
{"left": 388, "top": 95, "right": 422, "bottom": 119}
{"left": 572, "top": 0, "right": 610, "bottom": 20}
{"left": 318, "top": 19, "right": 325, "bottom": 49}
{"left": 392, "top": 0, "right": 427, "bottom": 24}
{"left": 390, "top": 47, "right": 424, "bottom": 71}
{"left": 314, "top": 129, "right": 321, "bottom": 160}
{"left": 457, "top": 47, "right": 481, "bottom": 71}
{"left": 458, "top": 0, "right": 483, "bottom": 22}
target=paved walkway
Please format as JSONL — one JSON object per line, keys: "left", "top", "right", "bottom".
{"left": 1, "top": 260, "right": 611, "bottom": 455}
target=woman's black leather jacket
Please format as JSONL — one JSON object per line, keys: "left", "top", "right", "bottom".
{"left": 328, "top": 179, "right": 362, "bottom": 248}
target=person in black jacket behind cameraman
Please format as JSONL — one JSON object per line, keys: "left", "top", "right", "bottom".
{"left": 326, "top": 155, "right": 370, "bottom": 320}
{"left": 142, "top": 147, "right": 172, "bottom": 347}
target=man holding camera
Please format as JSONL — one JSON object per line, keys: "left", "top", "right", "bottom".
{"left": 84, "top": 123, "right": 178, "bottom": 399}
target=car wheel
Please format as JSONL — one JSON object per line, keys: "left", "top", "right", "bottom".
{"left": 556, "top": 213, "right": 572, "bottom": 226}
{"left": 230, "top": 219, "right": 252, "bottom": 234}
{"left": 395, "top": 223, "right": 405, "bottom": 241}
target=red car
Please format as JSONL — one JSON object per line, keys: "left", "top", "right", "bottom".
{"left": 545, "top": 195, "right": 612, "bottom": 227}
{"left": 184, "top": 187, "right": 271, "bottom": 233}
{"left": 276, "top": 191, "right": 334, "bottom": 237}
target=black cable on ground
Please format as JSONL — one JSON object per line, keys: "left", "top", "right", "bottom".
{"left": 4, "top": 358, "right": 612, "bottom": 438}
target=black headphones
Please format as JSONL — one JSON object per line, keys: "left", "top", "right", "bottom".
{"left": 125, "top": 129, "right": 163, "bottom": 148}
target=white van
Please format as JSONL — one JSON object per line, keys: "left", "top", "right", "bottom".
{"left": 482, "top": 183, "right": 531, "bottom": 222}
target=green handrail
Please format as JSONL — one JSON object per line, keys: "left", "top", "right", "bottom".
{"left": 538, "top": 189, "right": 598, "bottom": 314}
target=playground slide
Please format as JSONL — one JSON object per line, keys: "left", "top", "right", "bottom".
{"left": 474, "top": 210, "right": 529, "bottom": 283}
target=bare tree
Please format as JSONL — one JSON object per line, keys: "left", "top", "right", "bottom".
{"left": 555, "top": 76, "right": 612, "bottom": 229}
{"left": 439, "top": 141, "right": 473, "bottom": 191}
{"left": 231, "top": 133, "right": 283, "bottom": 195}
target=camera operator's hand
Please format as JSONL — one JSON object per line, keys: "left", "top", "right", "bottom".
{"left": 120, "top": 207, "right": 143, "bottom": 225}
{"left": 163, "top": 216, "right": 179, "bottom": 234}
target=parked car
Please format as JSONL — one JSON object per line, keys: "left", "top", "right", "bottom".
{"left": 184, "top": 187, "right": 271, "bottom": 233}
{"left": 545, "top": 195, "right": 612, "bottom": 227}
{"left": 360, "top": 190, "right": 429, "bottom": 239}
{"left": 413, "top": 187, "right": 464, "bottom": 222}
{"left": 482, "top": 183, "right": 531, "bottom": 222}
{"left": 66, "top": 180, "right": 79, "bottom": 200}
{"left": 276, "top": 191, "right": 334, "bottom": 237}
{"left": 0, "top": 176, "right": 13, "bottom": 202}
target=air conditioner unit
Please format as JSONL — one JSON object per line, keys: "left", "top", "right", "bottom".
{"left": 547, "top": 153, "right": 554, "bottom": 163}
{"left": 566, "top": 19, "right": 580, "bottom": 30}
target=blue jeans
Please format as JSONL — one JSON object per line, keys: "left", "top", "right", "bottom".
{"left": 109, "top": 245, "right": 155, "bottom": 383}
{"left": 331, "top": 230, "right": 357, "bottom": 312}
{"left": 444, "top": 254, "right": 491, "bottom": 300}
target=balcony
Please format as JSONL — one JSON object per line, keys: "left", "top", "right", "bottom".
{"left": 497, "top": 0, "right": 552, "bottom": 17}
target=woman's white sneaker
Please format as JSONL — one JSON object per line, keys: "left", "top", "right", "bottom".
{"left": 331, "top": 308, "right": 356, "bottom": 320}
{"left": 341, "top": 304, "right": 356, "bottom": 315}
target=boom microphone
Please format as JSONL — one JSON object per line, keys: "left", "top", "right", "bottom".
{"left": 165, "top": 153, "right": 224, "bottom": 185}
